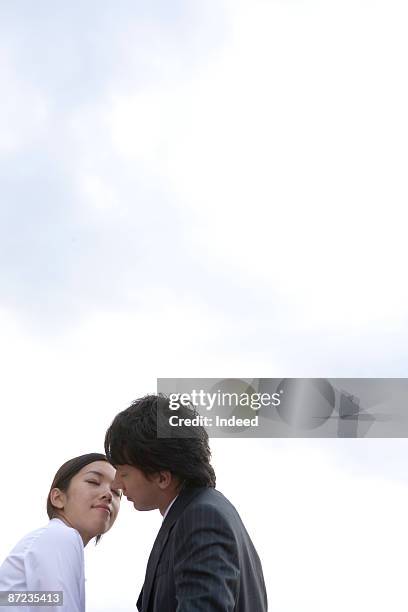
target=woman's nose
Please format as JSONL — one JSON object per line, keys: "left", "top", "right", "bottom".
{"left": 101, "top": 486, "right": 113, "bottom": 500}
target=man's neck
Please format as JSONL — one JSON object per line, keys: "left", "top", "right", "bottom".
{"left": 159, "top": 492, "right": 178, "bottom": 517}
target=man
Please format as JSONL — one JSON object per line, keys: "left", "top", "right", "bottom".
{"left": 104, "top": 394, "right": 268, "bottom": 611}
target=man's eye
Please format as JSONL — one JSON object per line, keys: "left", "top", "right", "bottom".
{"left": 112, "top": 489, "right": 122, "bottom": 498}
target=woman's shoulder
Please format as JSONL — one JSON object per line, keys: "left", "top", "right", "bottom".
{"left": 12, "top": 519, "right": 82, "bottom": 558}
{"left": 33, "top": 519, "right": 83, "bottom": 553}
{"left": 45, "top": 518, "right": 82, "bottom": 541}
{"left": 0, "top": 519, "right": 83, "bottom": 589}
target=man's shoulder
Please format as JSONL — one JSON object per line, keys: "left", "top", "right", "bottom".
{"left": 190, "top": 487, "right": 236, "bottom": 507}
{"left": 170, "top": 488, "right": 245, "bottom": 559}
{"left": 180, "top": 487, "right": 241, "bottom": 525}
{"left": 191, "top": 487, "right": 232, "bottom": 506}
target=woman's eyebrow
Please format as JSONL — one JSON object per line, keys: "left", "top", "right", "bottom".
{"left": 84, "top": 469, "right": 118, "bottom": 485}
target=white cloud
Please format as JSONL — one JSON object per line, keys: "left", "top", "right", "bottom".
{"left": 0, "top": 47, "right": 49, "bottom": 154}
{"left": 102, "top": 0, "right": 408, "bottom": 331}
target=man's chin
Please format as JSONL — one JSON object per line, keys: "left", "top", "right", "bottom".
{"left": 130, "top": 500, "right": 144, "bottom": 510}
{"left": 126, "top": 498, "right": 142, "bottom": 510}
{"left": 131, "top": 501, "right": 156, "bottom": 511}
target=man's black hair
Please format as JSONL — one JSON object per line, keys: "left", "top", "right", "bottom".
{"left": 104, "top": 394, "right": 216, "bottom": 488}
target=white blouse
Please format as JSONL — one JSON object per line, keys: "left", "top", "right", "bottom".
{"left": 0, "top": 518, "right": 85, "bottom": 611}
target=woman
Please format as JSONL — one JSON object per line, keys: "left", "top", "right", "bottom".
{"left": 0, "top": 453, "right": 121, "bottom": 611}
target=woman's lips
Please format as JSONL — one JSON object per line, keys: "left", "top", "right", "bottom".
{"left": 93, "top": 505, "right": 111, "bottom": 515}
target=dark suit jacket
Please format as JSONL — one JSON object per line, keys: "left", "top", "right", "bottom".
{"left": 137, "top": 487, "right": 268, "bottom": 611}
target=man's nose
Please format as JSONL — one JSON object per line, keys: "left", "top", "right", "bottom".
{"left": 111, "top": 474, "right": 121, "bottom": 489}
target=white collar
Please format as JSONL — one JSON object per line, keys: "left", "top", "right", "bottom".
{"left": 162, "top": 495, "right": 178, "bottom": 521}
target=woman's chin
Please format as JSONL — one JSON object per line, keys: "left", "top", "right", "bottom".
{"left": 96, "top": 519, "right": 111, "bottom": 532}
{"left": 88, "top": 517, "right": 111, "bottom": 536}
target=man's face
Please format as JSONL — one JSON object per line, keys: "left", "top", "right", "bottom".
{"left": 112, "top": 464, "right": 161, "bottom": 511}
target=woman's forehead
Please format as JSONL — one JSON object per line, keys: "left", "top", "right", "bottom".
{"left": 79, "top": 460, "right": 115, "bottom": 479}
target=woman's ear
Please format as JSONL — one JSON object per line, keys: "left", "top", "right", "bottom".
{"left": 49, "top": 487, "right": 66, "bottom": 510}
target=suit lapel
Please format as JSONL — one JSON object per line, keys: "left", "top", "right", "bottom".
{"left": 140, "top": 487, "right": 205, "bottom": 611}
{"left": 136, "top": 587, "right": 143, "bottom": 611}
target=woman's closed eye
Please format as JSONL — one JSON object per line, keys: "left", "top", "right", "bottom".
{"left": 87, "top": 479, "right": 121, "bottom": 498}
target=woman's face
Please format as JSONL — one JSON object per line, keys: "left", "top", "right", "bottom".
{"left": 53, "top": 461, "right": 121, "bottom": 545}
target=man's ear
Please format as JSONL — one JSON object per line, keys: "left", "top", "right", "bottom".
{"left": 49, "top": 487, "right": 66, "bottom": 510}
{"left": 156, "top": 471, "right": 172, "bottom": 490}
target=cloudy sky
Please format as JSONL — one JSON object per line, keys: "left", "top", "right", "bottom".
{"left": 1, "top": 1, "right": 408, "bottom": 610}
